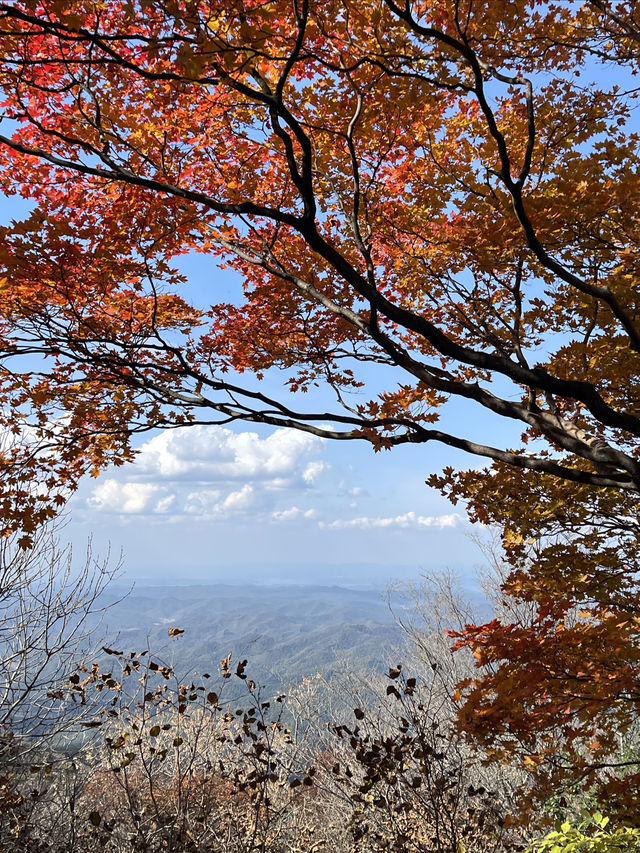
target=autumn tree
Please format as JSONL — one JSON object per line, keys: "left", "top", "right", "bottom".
{"left": 61, "top": 646, "right": 351, "bottom": 853}
{"left": 436, "top": 468, "right": 640, "bottom": 820}
{"left": 0, "top": 0, "right": 639, "bottom": 518}
{"left": 0, "top": 520, "right": 120, "bottom": 853}
{"left": 0, "top": 525, "right": 119, "bottom": 748}
{"left": 0, "top": 0, "right": 640, "bottom": 821}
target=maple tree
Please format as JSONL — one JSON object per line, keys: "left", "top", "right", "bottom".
{"left": 0, "top": 0, "right": 640, "bottom": 820}
{"left": 438, "top": 466, "right": 640, "bottom": 820}
{"left": 0, "top": 0, "right": 639, "bottom": 520}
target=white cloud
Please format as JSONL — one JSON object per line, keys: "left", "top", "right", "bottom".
{"left": 135, "top": 425, "right": 324, "bottom": 482}
{"left": 85, "top": 425, "right": 328, "bottom": 521}
{"left": 320, "top": 512, "right": 462, "bottom": 530}
{"left": 154, "top": 494, "right": 176, "bottom": 514}
{"left": 302, "top": 461, "right": 328, "bottom": 484}
{"left": 88, "top": 480, "right": 168, "bottom": 514}
{"left": 221, "top": 484, "right": 254, "bottom": 511}
{"left": 184, "top": 489, "right": 221, "bottom": 515}
{"left": 272, "top": 506, "right": 317, "bottom": 522}
{"left": 183, "top": 484, "right": 255, "bottom": 519}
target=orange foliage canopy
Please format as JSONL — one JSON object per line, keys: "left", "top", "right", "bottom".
{"left": 436, "top": 465, "right": 640, "bottom": 819}
{"left": 0, "top": 0, "right": 640, "bottom": 815}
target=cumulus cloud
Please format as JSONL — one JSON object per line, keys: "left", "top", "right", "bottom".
{"left": 135, "top": 426, "right": 325, "bottom": 483}
{"left": 271, "top": 506, "right": 317, "bottom": 522}
{"left": 221, "top": 484, "right": 254, "bottom": 511}
{"left": 88, "top": 480, "right": 171, "bottom": 514}
{"left": 183, "top": 489, "right": 221, "bottom": 516}
{"left": 85, "top": 425, "right": 329, "bottom": 521}
{"left": 183, "top": 484, "right": 256, "bottom": 519}
{"left": 319, "top": 512, "right": 462, "bottom": 530}
{"left": 302, "top": 461, "right": 328, "bottom": 485}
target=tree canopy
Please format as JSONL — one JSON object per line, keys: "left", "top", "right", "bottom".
{"left": 0, "top": 0, "right": 639, "bottom": 526}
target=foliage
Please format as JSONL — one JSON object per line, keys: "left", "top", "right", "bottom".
{"left": 433, "top": 469, "right": 640, "bottom": 818}
{"left": 330, "top": 664, "right": 523, "bottom": 853}
{"left": 0, "top": 1, "right": 638, "bottom": 533}
{"left": 526, "top": 813, "right": 640, "bottom": 853}
{"left": 0, "top": 623, "right": 530, "bottom": 853}
{"left": 64, "top": 645, "right": 340, "bottom": 853}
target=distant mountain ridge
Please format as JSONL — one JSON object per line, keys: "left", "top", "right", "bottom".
{"left": 92, "top": 583, "right": 407, "bottom": 693}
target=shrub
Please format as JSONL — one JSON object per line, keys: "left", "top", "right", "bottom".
{"left": 526, "top": 813, "right": 640, "bottom": 853}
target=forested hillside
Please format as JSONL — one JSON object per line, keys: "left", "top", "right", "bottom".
{"left": 94, "top": 583, "right": 405, "bottom": 694}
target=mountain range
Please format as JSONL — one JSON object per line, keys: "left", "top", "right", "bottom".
{"left": 91, "top": 582, "right": 408, "bottom": 694}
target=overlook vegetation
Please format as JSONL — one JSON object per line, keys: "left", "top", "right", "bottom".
{"left": 1, "top": 530, "right": 638, "bottom": 852}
